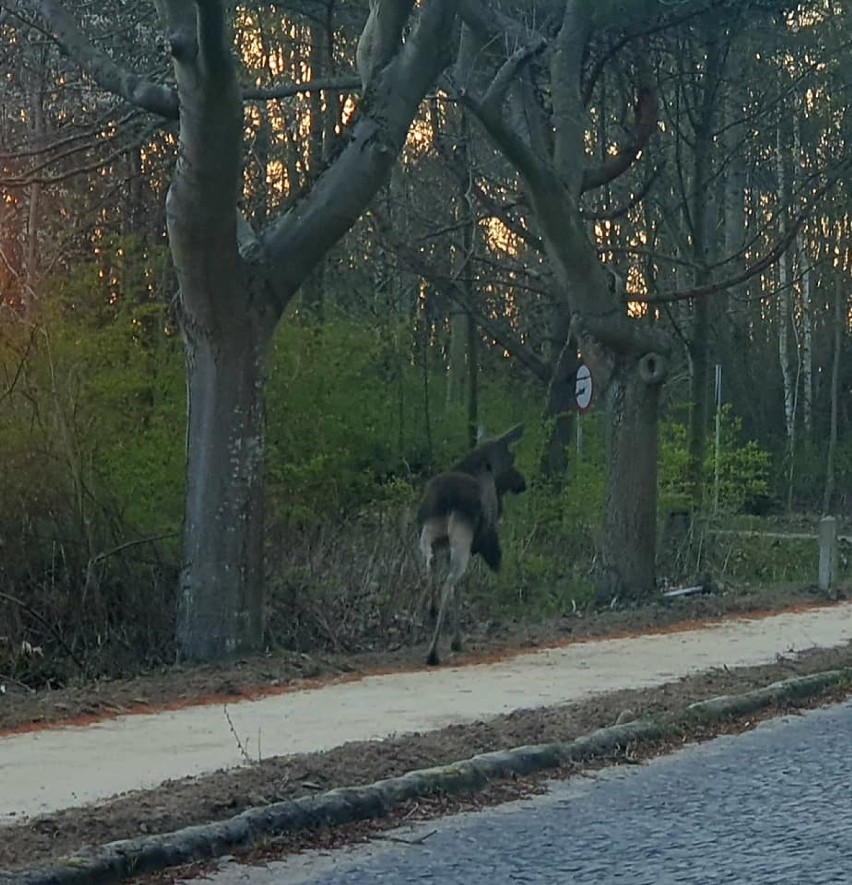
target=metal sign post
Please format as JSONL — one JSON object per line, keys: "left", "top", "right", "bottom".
{"left": 575, "top": 364, "right": 593, "bottom": 459}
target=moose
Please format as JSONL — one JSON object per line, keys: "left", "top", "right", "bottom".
{"left": 417, "top": 425, "right": 526, "bottom": 666}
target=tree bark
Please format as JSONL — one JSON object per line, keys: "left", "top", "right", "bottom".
{"left": 796, "top": 234, "right": 813, "bottom": 439}
{"left": 686, "top": 27, "right": 723, "bottom": 511}
{"left": 776, "top": 125, "right": 796, "bottom": 444}
{"left": 598, "top": 350, "right": 667, "bottom": 602}
{"left": 178, "top": 322, "right": 270, "bottom": 657}
{"left": 541, "top": 323, "right": 580, "bottom": 480}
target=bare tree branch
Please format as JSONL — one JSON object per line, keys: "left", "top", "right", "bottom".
{"left": 242, "top": 75, "right": 361, "bottom": 101}
{"left": 582, "top": 162, "right": 663, "bottom": 221}
{"left": 356, "top": 0, "right": 416, "bottom": 85}
{"left": 374, "top": 211, "right": 550, "bottom": 383}
{"left": 480, "top": 39, "right": 546, "bottom": 118}
{"left": 581, "top": 53, "right": 658, "bottom": 193}
{"left": 38, "top": 0, "right": 179, "bottom": 118}
{"left": 641, "top": 169, "right": 849, "bottom": 305}
{"left": 258, "top": 0, "right": 459, "bottom": 309}
{"left": 458, "top": 88, "right": 552, "bottom": 195}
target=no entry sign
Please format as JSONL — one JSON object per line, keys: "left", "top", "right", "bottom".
{"left": 575, "top": 364, "right": 593, "bottom": 412}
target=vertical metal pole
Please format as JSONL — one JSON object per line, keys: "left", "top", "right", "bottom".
{"left": 576, "top": 412, "right": 582, "bottom": 459}
{"left": 713, "top": 364, "right": 722, "bottom": 514}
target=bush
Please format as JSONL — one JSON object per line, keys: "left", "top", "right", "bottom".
{"left": 0, "top": 249, "right": 183, "bottom": 681}
{"left": 659, "top": 407, "right": 771, "bottom": 514}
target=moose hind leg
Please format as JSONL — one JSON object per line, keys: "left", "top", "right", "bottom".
{"left": 427, "top": 518, "right": 472, "bottom": 665}
{"left": 426, "top": 577, "right": 453, "bottom": 666}
{"left": 419, "top": 521, "right": 441, "bottom": 622}
{"left": 448, "top": 538, "right": 471, "bottom": 652}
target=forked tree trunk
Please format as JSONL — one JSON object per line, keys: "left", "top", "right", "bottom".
{"left": 177, "top": 318, "right": 272, "bottom": 659}
{"left": 597, "top": 350, "right": 667, "bottom": 602}
{"left": 35, "top": 0, "right": 460, "bottom": 663}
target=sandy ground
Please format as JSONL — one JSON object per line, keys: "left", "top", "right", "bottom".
{"left": 2, "top": 601, "right": 850, "bottom": 828}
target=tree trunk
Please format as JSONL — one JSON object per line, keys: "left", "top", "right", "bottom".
{"left": 541, "top": 322, "right": 580, "bottom": 480}
{"left": 822, "top": 277, "right": 843, "bottom": 513}
{"left": 466, "top": 306, "right": 479, "bottom": 450}
{"left": 34, "top": 0, "right": 461, "bottom": 663}
{"left": 178, "top": 318, "right": 271, "bottom": 658}
{"left": 597, "top": 350, "right": 667, "bottom": 603}
{"left": 300, "top": 23, "right": 329, "bottom": 321}
{"left": 686, "top": 28, "right": 722, "bottom": 511}
{"left": 446, "top": 309, "right": 469, "bottom": 406}
{"left": 797, "top": 229, "right": 813, "bottom": 439}
{"left": 776, "top": 127, "right": 796, "bottom": 443}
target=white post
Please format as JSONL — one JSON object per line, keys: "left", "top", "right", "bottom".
{"left": 818, "top": 516, "right": 837, "bottom": 594}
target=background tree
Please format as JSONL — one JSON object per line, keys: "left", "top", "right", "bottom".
{"left": 427, "top": 0, "right": 845, "bottom": 601}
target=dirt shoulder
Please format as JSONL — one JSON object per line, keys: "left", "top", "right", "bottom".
{"left": 3, "top": 639, "right": 851, "bottom": 874}
{"left": 0, "top": 582, "right": 836, "bottom": 735}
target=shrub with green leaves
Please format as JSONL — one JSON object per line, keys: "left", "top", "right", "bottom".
{"left": 659, "top": 407, "right": 771, "bottom": 514}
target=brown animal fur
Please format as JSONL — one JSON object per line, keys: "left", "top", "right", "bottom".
{"left": 417, "top": 425, "right": 525, "bottom": 666}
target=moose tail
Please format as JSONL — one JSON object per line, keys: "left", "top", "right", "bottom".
{"left": 474, "top": 526, "right": 502, "bottom": 573}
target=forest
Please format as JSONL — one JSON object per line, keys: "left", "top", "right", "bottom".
{"left": 0, "top": 0, "right": 849, "bottom": 684}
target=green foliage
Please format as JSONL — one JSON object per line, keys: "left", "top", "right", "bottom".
{"left": 483, "top": 412, "right": 606, "bottom": 618}
{"left": 788, "top": 439, "right": 852, "bottom": 509}
{"left": 0, "top": 244, "right": 183, "bottom": 679}
{"left": 264, "top": 316, "right": 537, "bottom": 526}
{"left": 659, "top": 407, "right": 771, "bottom": 514}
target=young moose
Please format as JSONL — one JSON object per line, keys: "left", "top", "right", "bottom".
{"left": 417, "top": 425, "right": 526, "bottom": 666}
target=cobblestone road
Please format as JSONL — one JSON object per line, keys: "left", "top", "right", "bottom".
{"left": 195, "top": 699, "right": 852, "bottom": 884}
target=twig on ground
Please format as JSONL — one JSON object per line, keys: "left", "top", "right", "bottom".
{"left": 223, "top": 704, "right": 257, "bottom": 765}
{"left": 376, "top": 827, "right": 438, "bottom": 845}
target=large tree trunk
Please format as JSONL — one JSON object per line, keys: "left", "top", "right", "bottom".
{"left": 178, "top": 321, "right": 271, "bottom": 658}
{"left": 597, "top": 351, "right": 666, "bottom": 602}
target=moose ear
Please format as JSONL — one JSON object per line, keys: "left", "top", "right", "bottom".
{"left": 499, "top": 424, "right": 524, "bottom": 446}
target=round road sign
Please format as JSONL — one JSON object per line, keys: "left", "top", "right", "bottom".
{"left": 575, "top": 364, "right": 593, "bottom": 412}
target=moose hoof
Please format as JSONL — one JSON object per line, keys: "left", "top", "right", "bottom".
{"left": 426, "top": 649, "right": 441, "bottom": 666}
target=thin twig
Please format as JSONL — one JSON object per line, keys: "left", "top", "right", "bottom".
{"left": 223, "top": 704, "right": 257, "bottom": 765}
{"left": 376, "top": 828, "right": 438, "bottom": 845}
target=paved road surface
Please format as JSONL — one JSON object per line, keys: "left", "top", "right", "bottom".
{"left": 197, "top": 699, "right": 852, "bottom": 884}
{"left": 2, "top": 603, "right": 850, "bottom": 824}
